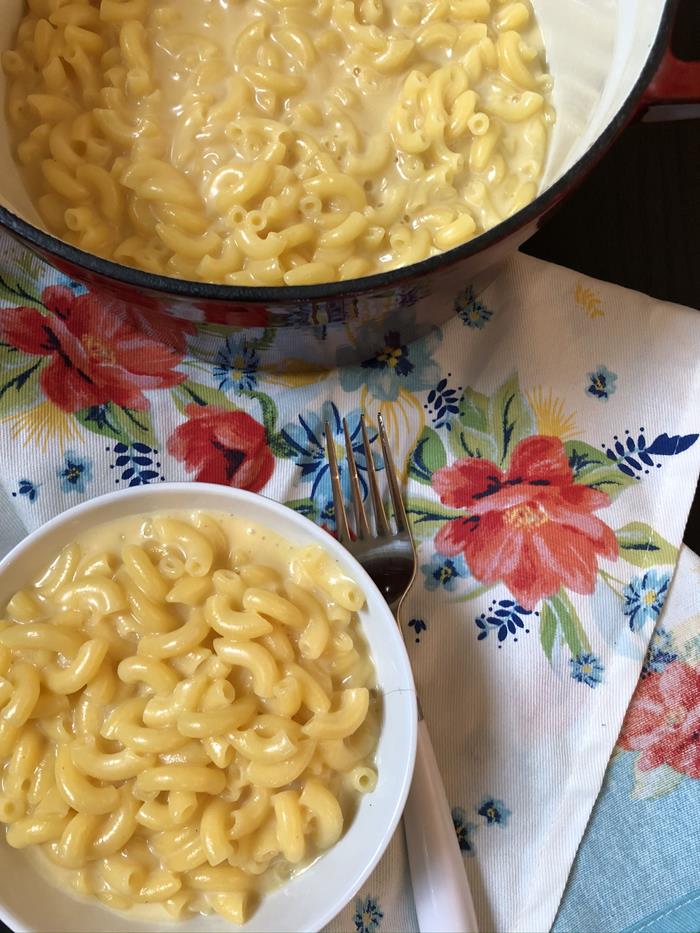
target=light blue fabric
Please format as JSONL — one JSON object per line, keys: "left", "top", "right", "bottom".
{"left": 622, "top": 891, "right": 700, "bottom": 933}
{"left": 553, "top": 736, "right": 700, "bottom": 933}
{"left": 554, "top": 543, "right": 700, "bottom": 933}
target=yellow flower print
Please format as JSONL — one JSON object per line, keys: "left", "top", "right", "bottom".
{"left": 360, "top": 387, "right": 425, "bottom": 478}
{"left": 575, "top": 282, "right": 605, "bottom": 319}
{"left": 526, "top": 386, "right": 578, "bottom": 440}
{"left": 266, "top": 361, "right": 331, "bottom": 389}
{"left": 2, "top": 400, "right": 80, "bottom": 454}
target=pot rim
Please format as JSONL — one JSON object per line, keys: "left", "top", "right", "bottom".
{"left": 0, "top": 0, "right": 676, "bottom": 306}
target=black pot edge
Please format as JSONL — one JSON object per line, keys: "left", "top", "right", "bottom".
{"left": 0, "top": 0, "right": 677, "bottom": 306}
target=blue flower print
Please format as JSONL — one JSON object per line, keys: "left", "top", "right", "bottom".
{"left": 475, "top": 599, "right": 535, "bottom": 644}
{"left": 641, "top": 628, "right": 678, "bottom": 678}
{"left": 12, "top": 479, "right": 40, "bottom": 503}
{"left": 455, "top": 286, "right": 493, "bottom": 329}
{"left": 213, "top": 336, "right": 259, "bottom": 394}
{"left": 51, "top": 271, "right": 88, "bottom": 296}
{"left": 622, "top": 569, "right": 671, "bottom": 631}
{"left": 586, "top": 365, "right": 617, "bottom": 401}
{"left": 108, "top": 442, "right": 165, "bottom": 486}
{"left": 281, "top": 402, "right": 382, "bottom": 528}
{"left": 477, "top": 797, "right": 511, "bottom": 828}
{"left": 599, "top": 428, "right": 698, "bottom": 481}
{"left": 451, "top": 808, "right": 476, "bottom": 856}
{"left": 316, "top": 499, "right": 337, "bottom": 529}
{"left": 408, "top": 618, "right": 427, "bottom": 643}
{"left": 354, "top": 896, "right": 383, "bottom": 933}
{"left": 569, "top": 652, "right": 604, "bottom": 688}
{"left": 338, "top": 317, "right": 441, "bottom": 402}
{"left": 422, "top": 552, "right": 468, "bottom": 591}
{"left": 426, "top": 375, "right": 463, "bottom": 430}
{"left": 58, "top": 450, "right": 92, "bottom": 493}
{"left": 352, "top": 285, "right": 424, "bottom": 319}
{"left": 281, "top": 300, "right": 344, "bottom": 329}
{"left": 394, "top": 284, "right": 422, "bottom": 308}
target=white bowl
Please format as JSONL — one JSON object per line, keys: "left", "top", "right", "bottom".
{"left": 0, "top": 483, "right": 417, "bottom": 933}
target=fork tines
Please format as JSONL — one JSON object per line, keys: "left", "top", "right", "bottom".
{"left": 324, "top": 413, "right": 409, "bottom": 546}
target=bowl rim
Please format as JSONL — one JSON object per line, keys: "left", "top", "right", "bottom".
{"left": 0, "top": 0, "right": 674, "bottom": 306}
{"left": 0, "top": 482, "right": 418, "bottom": 933}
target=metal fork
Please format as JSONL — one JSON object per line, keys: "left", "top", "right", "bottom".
{"left": 325, "top": 414, "right": 479, "bottom": 933}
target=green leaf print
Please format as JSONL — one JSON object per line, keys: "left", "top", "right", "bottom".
{"left": 409, "top": 427, "right": 447, "bottom": 485}
{"left": 539, "top": 609, "right": 557, "bottom": 662}
{"left": 240, "top": 390, "right": 277, "bottom": 436}
{"left": 285, "top": 497, "right": 319, "bottom": 521}
{"left": 251, "top": 328, "right": 278, "bottom": 353}
{"left": 171, "top": 379, "right": 237, "bottom": 414}
{"left": 14, "top": 250, "right": 45, "bottom": 283}
{"left": 489, "top": 373, "right": 535, "bottom": 467}
{"left": 268, "top": 432, "right": 296, "bottom": 459}
{"left": 238, "top": 389, "right": 296, "bottom": 459}
{"left": 540, "top": 589, "right": 591, "bottom": 660}
{"left": 0, "top": 271, "right": 46, "bottom": 312}
{"left": 0, "top": 350, "right": 44, "bottom": 415}
{"left": 615, "top": 522, "right": 678, "bottom": 567}
{"left": 565, "top": 440, "right": 636, "bottom": 499}
{"left": 405, "top": 496, "right": 463, "bottom": 540}
{"left": 449, "top": 386, "right": 498, "bottom": 462}
{"left": 75, "top": 402, "right": 159, "bottom": 449}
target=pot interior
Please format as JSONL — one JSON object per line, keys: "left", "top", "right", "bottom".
{"left": 0, "top": 0, "right": 668, "bottom": 262}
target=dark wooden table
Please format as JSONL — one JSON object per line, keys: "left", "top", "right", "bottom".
{"left": 522, "top": 115, "right": 700, "bottom": 554}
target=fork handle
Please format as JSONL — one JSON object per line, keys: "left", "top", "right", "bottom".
{"left": 404, "top": 719, "right": 479, "bottom": 933}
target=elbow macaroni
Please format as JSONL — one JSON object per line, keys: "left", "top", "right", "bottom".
{"left": 0, "top": 511, "right": 378, "bottom": 924}
{"left": 4, "top": 0, "right": 554, "bottom": 284}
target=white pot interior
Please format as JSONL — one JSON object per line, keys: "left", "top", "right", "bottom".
{"left": 0, "top": 1, "right": 668, "bottom": 250}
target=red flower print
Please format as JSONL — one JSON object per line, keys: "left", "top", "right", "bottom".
{"left": 199, "top": 303, "right": 270, "bottom": 327}
{"left": 432, "top": 436, "right": 618, "bottom": 609}
{"left": 42, "top": 265, "right": 196, "bottom": 354}
{"left": 125, "top": 304, "right": 196, "bottom": 355}
{"left": 618, "top": 662, "right": 700, "bottom": 779}
{"left": 168, "top": 405, "right": 274, "bottom": 492}
{"left": 95, "top": 282, "right": 196, "bottom": 355}
{"left": 0, "top": 286, "right": 186, "bottom": 412}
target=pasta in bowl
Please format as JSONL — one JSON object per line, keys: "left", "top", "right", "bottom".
{"left": 0, "top": 484, "right": 417, "bottom": 933}
{"left": 2, "top": 0, "right": 554, "bottom": 285}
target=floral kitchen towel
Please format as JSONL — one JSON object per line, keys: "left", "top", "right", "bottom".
{"left": 0, "top": 233, "right": 699, "bottom": 932}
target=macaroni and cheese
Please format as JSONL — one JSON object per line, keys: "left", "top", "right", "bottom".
{"left": 4, "top": 0, "right": 554, "bottom": 284}
{"left": 0, "top": 511, "right": 379, "bottom": 924}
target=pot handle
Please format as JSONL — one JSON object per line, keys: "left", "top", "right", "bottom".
{"left": 640, "top": 47, "right": 700, "bottom": 121}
